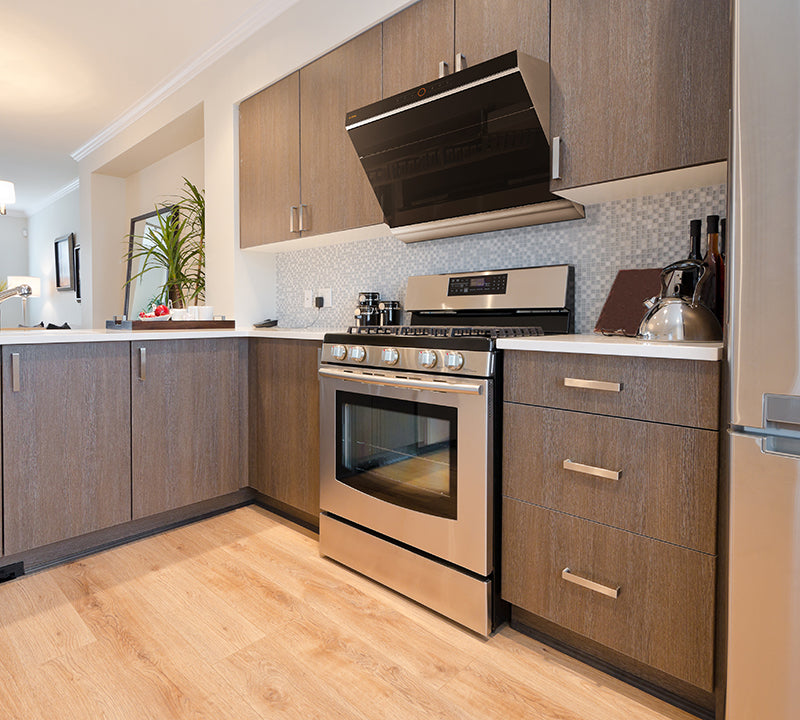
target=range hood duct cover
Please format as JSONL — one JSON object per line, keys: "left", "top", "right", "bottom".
{"left": 346, "top": 51, "right": 584, "bottom": 243}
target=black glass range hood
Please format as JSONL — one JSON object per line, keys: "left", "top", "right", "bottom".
{"left": 346, "top": 51, "right": 583, "bottom": 242}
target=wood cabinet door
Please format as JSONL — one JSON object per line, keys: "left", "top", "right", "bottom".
{"left": 550, "top": 0, "right": 730, "bottom": 190}
{"left": 248, "top": 339, "right": 321, "bottom": 519}
{"left": 382, "top": 0, "right": 454, "bottom": 97}
{"left": 131, "top": 339, "right": 241, "bottom": 519}
{"left": 502, "top": 499, "right": 715, "bottom": 691}
{"left": 2, "top": 343, "right": 131, "bottom": 555}
{"left": 299, "top": 27, "right": 384, "bottom": 236}
{"left": 454, "top": 0, "right": 549, "bottom": 67}
{"left": 239, "top": 72, "right": 300, "bottom": 247}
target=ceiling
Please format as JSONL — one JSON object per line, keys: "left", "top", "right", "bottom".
{"left": 0, "top": 0, "right": 300, "bottom": 216}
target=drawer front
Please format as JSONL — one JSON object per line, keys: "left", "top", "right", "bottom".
{"left": 503, "top": 403, "right": 719, "bottom": 553}
{"left": 504, "top": 351, "right": 720, "bottom": 429}
{"left": 501, "top": 499, "right": 715, "bottom": 691}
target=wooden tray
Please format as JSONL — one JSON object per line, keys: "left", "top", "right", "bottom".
{"left": 106, "top": 319, "right": 235, "bottom": 331}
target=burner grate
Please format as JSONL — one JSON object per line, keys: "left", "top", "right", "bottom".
{"left": 346, "top": 325, "right": 543, "bottom": 339}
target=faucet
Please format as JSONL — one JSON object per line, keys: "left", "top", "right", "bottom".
{"left": 0, "top": 284, "right": 32, "bottom": 304}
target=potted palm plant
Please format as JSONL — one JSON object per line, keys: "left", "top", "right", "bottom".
{"left": 126, "top": 178, "right": 205, "bottom": 310}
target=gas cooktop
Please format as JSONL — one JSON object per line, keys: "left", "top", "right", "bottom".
{"left": 345, "top": 325, "right": 544, "bottom": 339}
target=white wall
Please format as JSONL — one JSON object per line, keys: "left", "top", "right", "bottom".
{"left": 116, "top": 139, "right": 205, "bottom": 316}
{"left": 79, "top": 0, "right": 412, "bottom": 328}
{"left": 0, "top": 214, "right": 29, "bottom": 327}
{"left": 27, "top": 188, "right": 82, "bottom": 328}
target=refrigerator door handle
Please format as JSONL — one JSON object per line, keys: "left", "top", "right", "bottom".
{"left": 764, "top": 393, "right": 800, "bottom": 432}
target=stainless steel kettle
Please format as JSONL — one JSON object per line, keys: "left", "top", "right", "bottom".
{"left": 638, "top": 259, "right": 722, "bottom": 342}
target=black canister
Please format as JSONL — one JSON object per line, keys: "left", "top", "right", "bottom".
{"left": 355, "top": 304, "right": 379, "bottom": 326}
{"left": 358, "top": 291, "right": 380, "bottom": 306}
{"left": 378, "top": 300, "right": 401, "bottom": 326}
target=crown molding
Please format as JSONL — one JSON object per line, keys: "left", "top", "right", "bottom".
{"left": 28, "top": 178, "right": 80, "bottom": 217}
{"left": 71, "top": 0, "right": 301, "bottom": 163}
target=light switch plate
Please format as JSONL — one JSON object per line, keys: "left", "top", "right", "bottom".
{"left": 304, "top": 289, "right": 313, "bottom": 308}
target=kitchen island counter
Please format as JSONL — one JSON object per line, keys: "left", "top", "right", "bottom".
{"left": 497, "top": 333, "right": 723, "bottom": 361}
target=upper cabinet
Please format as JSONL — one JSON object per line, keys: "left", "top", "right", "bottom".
{"left": 239, "top": 29, "right": 382, "bottom": 248}
{"left": 239, "top": 73, "right": 301, "bottom": 248}
{"left": 549, "top": 0, "right": 730, "bottom": 192}
{"left": 299, "top": 27, "right": 384, "bottom": 239}
{"left": 383, "top": 0, "right": 549, "bottom": 96}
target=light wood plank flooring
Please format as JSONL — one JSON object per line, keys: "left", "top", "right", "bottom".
{"left": 0, "top": 506, "right": 696, "bottom": 719}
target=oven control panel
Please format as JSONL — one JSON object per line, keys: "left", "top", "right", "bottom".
{"left": 447, "top": 272, "right": 508, "bottom": 296}
{"left": 320, "top": 342, "right": 494, "bottom": 378}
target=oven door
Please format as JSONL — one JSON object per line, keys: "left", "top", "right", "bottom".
{"left": 319, "top": 365, "right": 493, "bottom": 576}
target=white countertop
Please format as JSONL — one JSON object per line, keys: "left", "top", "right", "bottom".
{"left": 0, "top": 327, "right": 328, "bottom": 345}
{"left": 497, "top": 333, "right": 723, "bottom": 361}
{"left": 0, "top": 328, "right": 722, "bottom": 360}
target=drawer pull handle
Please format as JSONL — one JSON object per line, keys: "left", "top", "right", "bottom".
{"left": 563, "top": 459, "right": 621, "bottom": 481}
{"left": 564, "top": 377, "right": 622, "bottom": 393}
{"left": 11, "top": 352, "right": 20, "bottom": 392}
{"left": 562, "top": 568, "right": 620, "bottom": 599}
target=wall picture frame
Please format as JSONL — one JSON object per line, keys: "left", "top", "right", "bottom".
{"left": 54, "top": 233, "right": 75, "bottom": 291}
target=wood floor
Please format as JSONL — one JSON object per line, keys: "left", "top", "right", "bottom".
{"left": 0, "top": 506, "right": 696, "bottom": 720}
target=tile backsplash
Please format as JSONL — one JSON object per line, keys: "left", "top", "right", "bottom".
{"left": 276, "top": 184, "right": 726, "bottom": 333}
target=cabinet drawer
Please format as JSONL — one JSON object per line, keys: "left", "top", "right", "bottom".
{"left": 501, "top": 499, "right": 715, "bottom": 691}
{"left": 503, "top": 404, "right": 718, "bottom": 553}
{"left": 504, "top": 351, "right": 720, "bottom": 429}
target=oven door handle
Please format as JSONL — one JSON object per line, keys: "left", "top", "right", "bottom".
{"left": 318, "top": 366, "right": 483, "bottom": 395}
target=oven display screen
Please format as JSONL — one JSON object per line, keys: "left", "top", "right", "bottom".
{"left": 448, "top": 273, "right": 508, "bottom": 296}
{"left": 335, "top": 391, "right": 457, "bottom": 519}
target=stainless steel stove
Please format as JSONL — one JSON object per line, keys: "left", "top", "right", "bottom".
{"left": 318, "top": 265, "right": 573, "bottom": 636}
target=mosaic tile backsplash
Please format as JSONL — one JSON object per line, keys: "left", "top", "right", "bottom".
{"left": 276, "top": 184, "right": 726, "bottom": 334}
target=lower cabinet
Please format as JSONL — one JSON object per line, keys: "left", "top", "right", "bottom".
{"left": 501, "top": 350, "right": 720, "bottom": 706}
{"left": 1, "top": 343, "right": 132, "bottom": 555}
{"left": 131, "top": 338, "right": 242, "bottom": 519}
{"left": 502, "top": 499, "right": 715, "bottom": 690}
{"left": 248, "top": 338, "right": 321, "bottom": 521}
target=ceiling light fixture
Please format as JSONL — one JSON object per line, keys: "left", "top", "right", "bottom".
{"left": 0, "top": 180, "right": 15, "bottom": 215}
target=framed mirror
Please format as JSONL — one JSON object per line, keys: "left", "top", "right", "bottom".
{"left": 124, "top": 206, "right": 173, "bottom": 319}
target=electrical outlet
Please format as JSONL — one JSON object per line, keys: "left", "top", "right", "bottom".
{"left": 318, "top": 288, "right": 333, "bottom": 308}
{"left": 304, "top": 289, "right": 313, "bottom": 308}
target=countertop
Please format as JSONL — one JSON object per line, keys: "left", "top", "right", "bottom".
{"left": 497, "top": 334, "right": 723, "bottom": 361}
{"left": 0, "top": 327, "right": 328, "bottom": 345}
{"left": 0, "top": 327, "right": 722, "bottom": 360}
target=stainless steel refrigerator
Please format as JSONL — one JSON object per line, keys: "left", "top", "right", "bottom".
{"left": 726, "top": 0, "right": 800, "bottom": 718}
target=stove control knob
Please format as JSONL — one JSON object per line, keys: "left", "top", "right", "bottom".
{"left": 348, "top": 345, "right": 367, "bottom": 363}
{"left": 444, "top": 351, "right": 465, "bottom": 371}
{"left": 418, "top": 349, "right": 438, "bottom": 369}
{"left": 381, "top": 347, "right": 400, "bottom": 366}
{"left": 331, "top": 344, "right": 347, "bottom": 361}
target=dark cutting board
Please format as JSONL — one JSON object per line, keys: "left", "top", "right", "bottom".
{"left": 594, "top": 268, "right": 663, "bottom": 337}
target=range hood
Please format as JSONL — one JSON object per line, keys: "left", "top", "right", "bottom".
{"left": 346, "top": 51, "right": 584, "bottom": 243}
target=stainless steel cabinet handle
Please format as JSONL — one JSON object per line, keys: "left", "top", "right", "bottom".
{"left": 290, "top": 206, "right": 299, "bottom": 233}
{"left": 139, "top": 347, "right": 146, "bottom": 382}
{"left": 562, "top": 568, "right": 619, "bottom": 599}
{"left": 455, "top": 53, "right": 467, "bottom": 72}
{"left": 11, "top": 352, "right": 20, "bottom": 392}
{"left": 563, "top": 377, "right": 622, "bottom": 393}
{"left": 552, "top": 135, "right": 562, "bottom": 180}
{"left": 563, "top": 459, "right": 621, "bottom": 481}
{"left": 299, "top": 204, "right": 310, "bottom": 232}
{"left": 438, "top": 60, "right": 450, "bottom": 78}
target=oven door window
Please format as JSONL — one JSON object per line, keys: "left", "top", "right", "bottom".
{"left": 336, "top": 391, "right": 457, "bottom": 519}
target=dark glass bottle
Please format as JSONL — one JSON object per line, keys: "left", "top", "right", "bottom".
{"left": 701, "top": 214, "right": 725, "bottom": 323}
{"left": 680, "top": 219, "right": 703, "bottom": 298}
